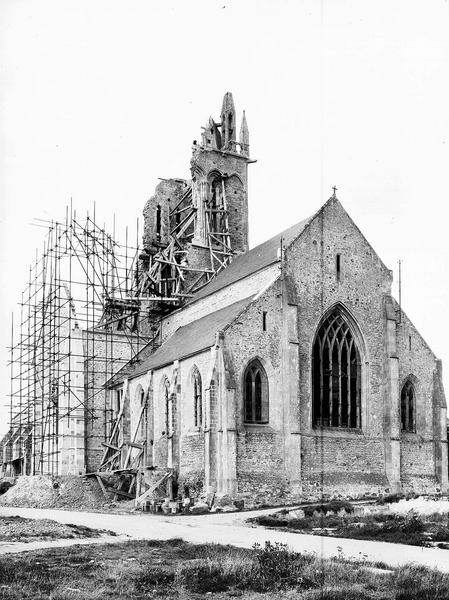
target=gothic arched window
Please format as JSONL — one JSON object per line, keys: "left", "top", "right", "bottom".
{"left": 209, "top": 179, "right": 221, "bottom": 233}
{"left": 192, "top": 368, "right": 202, "bottom": 427}
{"left": 136, "top": 387, "right": 146, "bottom": 440}
{"left": 244, "top": 360, "right": 269, "bottom": 424}
{"left": 401, "top": 380, "right": 415, "bottom": 432}
{"left": 312, "top": 310, "right": 362, "bottom": 428}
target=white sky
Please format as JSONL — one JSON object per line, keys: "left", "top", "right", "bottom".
{"left": 0, "top": 0, "right": 448, "bottom": 437}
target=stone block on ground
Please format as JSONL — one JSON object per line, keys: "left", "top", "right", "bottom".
{"left": 190, "top": 502, "right": 209, "bottom": 514}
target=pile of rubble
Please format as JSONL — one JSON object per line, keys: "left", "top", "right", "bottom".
{"left": 0, "top": 475, "right": 108, "bottom": 510}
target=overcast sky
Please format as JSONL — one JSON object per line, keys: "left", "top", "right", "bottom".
{"left": 0, "top": 0, "right": 448, "bottom": 437}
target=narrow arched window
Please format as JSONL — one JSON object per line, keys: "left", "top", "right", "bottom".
{"left": 312, "top": 310, "right": 362, "bottom": 428}
{"left": 209, "top": 179, "right": 222, "bottom": 234}
{"left": 163, "top": 379, "right": 170, "bottom": 436}
{"left": 156, "top": 204, "right": 162, "bottom": 241}
{"left": 192, "top": 369, "right": 202, "bottom": 427}
{"left": 401, "top": 380, "right": 415, "bottom": 432}
{"left": 137, "top": 387, "right": 146, "bottom": 439}
{"left": 244, "top": 360, "right": 269, "bottom": 424}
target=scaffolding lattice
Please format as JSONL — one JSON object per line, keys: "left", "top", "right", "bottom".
{"left": 4, "top": 176, "right": 233, "bottom": 479}
{"left": 6, "top": 209, "right": 147, "bottom": 476}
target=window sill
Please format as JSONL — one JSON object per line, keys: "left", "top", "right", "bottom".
{"left": 400, "top": 431, "right": 419, "bottom": 439}
{"left": 186, "top": 426, "right": 203, "bottom": 435}
{"left": 243, "top": 423, "right": 275, "bottom": 433}
{"left": 309, "top": 427, "right": 364, "bottom": 438}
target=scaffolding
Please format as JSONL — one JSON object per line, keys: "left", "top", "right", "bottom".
{"left": 136, "top": 182, "right": 233, "bottom": 303}
{"left": 4, "top": 178, "right": 234, "bottom": 480}
{"left": 6, "top": 208, "right": 147, "bottom": 476}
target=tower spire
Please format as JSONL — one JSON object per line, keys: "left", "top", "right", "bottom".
{"left": 220, "top": 92, "right": 236, "bottom": 150}
{"left": 239, "top": 110, "right": 249, "bottom": 157}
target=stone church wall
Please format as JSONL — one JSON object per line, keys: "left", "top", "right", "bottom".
{"left": 300, "top": 434, "right": 388, "bottom": 498}
{"left": 286, "top": 197, "right": 395, "bottom": 497}
{"left": 176, "top": 352, "right": 210, "bottom": 492}
{"left": 396, "top": 308, "right": 442, "bottom": 492}
{"left": 225, "top": 282, "right": 291, "bottom": 503}
{"left": 84, "top": 330, "right": 142, "bottom": 472}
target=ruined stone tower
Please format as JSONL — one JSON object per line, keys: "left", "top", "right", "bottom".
{"left": 191, "top": 91, "right": 251, "bottom": 255}
{"left": 140, "top": 93, "right": 252, "bottom": 309}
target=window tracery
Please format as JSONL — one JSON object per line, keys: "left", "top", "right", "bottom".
{"left": 312, "top": 310, "right": 362, "bottom": 428}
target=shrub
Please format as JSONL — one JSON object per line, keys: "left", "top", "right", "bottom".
{"left": 251, "top": 541, "right": 314, "bottom": 591}
{"left": 0, "top": 481, "right": 13, "bottom": 495}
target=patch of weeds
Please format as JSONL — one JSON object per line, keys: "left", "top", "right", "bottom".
{"left": 176, "top": 559, "right": 248, "bottom": 594}
{"left": 253, "top": 506, "right": 447, "bottom": 547}
{"left": 303, "top": 499, "right": 354, "bottom": 517}
{"left": 300, "top": 586, "right": 390, "bottom": 599}
{"left": 393, "top": 565, "right": 449, "bottom": 600}
{"left": 133, "top": 565, "right": 175, "bottom": 591}
{"left": 251, "top": 541, "right": 314, "bottom": 591}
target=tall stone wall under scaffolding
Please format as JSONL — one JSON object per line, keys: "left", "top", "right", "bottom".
{"left": 2, "top": 214, "right": 144, "bottom": 477}
{"left": 83, "top": 329, "right": 145, "bottom": 472}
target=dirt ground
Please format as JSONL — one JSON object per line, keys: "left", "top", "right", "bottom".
{"left": 0, "top": 515, "right": 115, "bottom": 542}
{"left": 2, "top": 504, "right": 449, "bottom": 574}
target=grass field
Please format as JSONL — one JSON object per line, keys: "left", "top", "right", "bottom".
{"left": 1, "top": 538, "right": 449, "bottom": 599}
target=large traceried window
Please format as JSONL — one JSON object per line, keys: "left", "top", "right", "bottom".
{"left": 401, "top": 380, "right": 415, "bottom": 432}
{"left": 312, "top": 309, "right": 362, "bottom": 429}
{"left": 244, "top": 360, "right": 269, "bottom": 424}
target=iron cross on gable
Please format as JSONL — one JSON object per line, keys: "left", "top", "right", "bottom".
{"left": 332, "top": 186, "right": 337, "bottom": 196}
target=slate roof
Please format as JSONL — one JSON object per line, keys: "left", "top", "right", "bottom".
{"left": 187, "top": 217, "right": 311, "bottom": 304}
{"left": 108, "top": 296, "right": 253, "bottom": 385}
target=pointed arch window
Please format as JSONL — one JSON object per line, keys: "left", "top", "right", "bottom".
{"left": 401, "top": 380, "right": 415, "bottom": 432}
{"left": 244, "top": 360, "right": 269, "bottom": 424}
{"left": 192, "top": 368, "right": 203, "bottom": 427}
{"left": 312, "top": 310, "right": 362, "bottom": 429}
{"left": 137, "top": 387, "right": 146, "bottom": 440}
{"left": 209, "top": 179, "right": 222, "bottom": 233}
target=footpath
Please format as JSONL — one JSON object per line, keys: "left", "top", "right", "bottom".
{"left": 1, "top": 505, "right": 449, "bottom": 573}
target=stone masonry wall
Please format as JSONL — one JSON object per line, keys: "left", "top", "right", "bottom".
{"left": 224, "top": 281, "right": 291, "bottom": 503}
{"left": 84, "top": 330, "right": 144, "bottom": 472}
{"left": 396, "top": 307, "right": 440, "bottom": 491}
{"left": 286, "top": 197, "right": 394, "bottom": 497}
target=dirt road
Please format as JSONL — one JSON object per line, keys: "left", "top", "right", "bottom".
{"left": 1, "top": 505, "right": 448, "bottom": 573}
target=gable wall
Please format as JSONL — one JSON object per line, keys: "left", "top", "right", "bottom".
{"left": 287, "top": 198, "right": 393, "bottom": 497}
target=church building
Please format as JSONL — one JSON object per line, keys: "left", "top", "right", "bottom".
{"left": 105, "top": 93, "right": 448, "bottom": 504}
